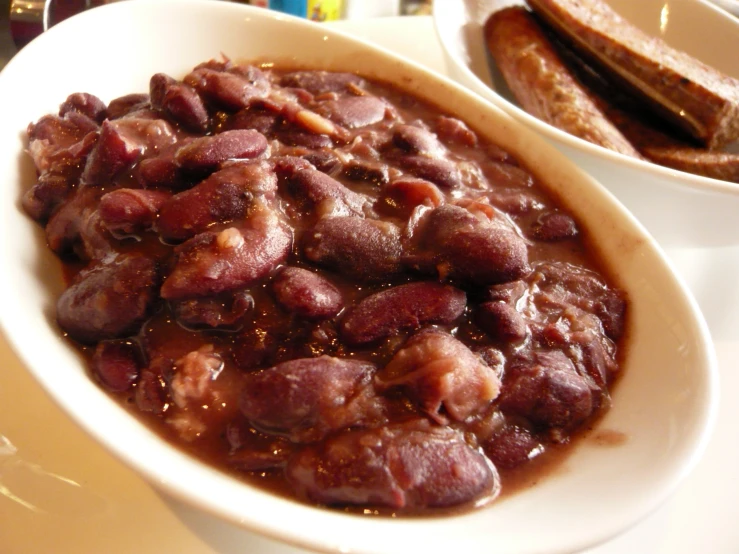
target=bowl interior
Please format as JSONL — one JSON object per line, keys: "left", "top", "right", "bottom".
{"left": 433, "top": 0, "right": 739, "bottom": 246}
{"left": 0, "top": 1, "right": 718, "bottom": 553}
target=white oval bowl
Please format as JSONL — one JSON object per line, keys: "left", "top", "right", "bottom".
{"left": 433, "top": 0, "right": 739, "bottom": 247}
{"left": 0, "top": 1, "right": 718, "bottom": 553}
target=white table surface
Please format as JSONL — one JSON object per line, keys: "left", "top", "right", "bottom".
{"left": 1, "top": 15, "right": 737, "bottom": 554}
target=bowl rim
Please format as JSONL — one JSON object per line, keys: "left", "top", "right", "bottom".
{"left": 0, "top": 1, "right": 720, "bottom": 553}
{"left": 431, "top": 0, "right": 739, "bottom": 196}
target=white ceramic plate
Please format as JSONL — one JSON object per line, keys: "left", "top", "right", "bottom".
{"left": 433, "top": 0, "right": 739, "bottom": 247}
{"left": 0, "top": 1, "right": 718, "bottom": 553}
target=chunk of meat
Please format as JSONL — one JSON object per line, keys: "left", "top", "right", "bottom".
{"left": 272, "top": 267, "right": 343, "bottom": 319}
{"left": 378, "top": 176, "right": 443, "bottom": 217}
{"left": 239, "top": 356, "right": 385, "bottom": 442}
{"left": 26, "top": 112, "right": 98, "bottom": 177}
{"left": 376, "top": 328, "right": 500, "bottom": 423}
{"left": 56, "top": 253, "right": 159, "bottom": 344}
{"left": 174, "top": 129, "right": 268, "bottom": 173}
{"left": 170, "top": 344, "right": 224, "bottom": 409}
{"left": 45, "top": 186, "right": 110, "bottom": 260}
{"left": 160, "top": 210, "right": 292, "bottom": 300}
{"left": 99, "top": 188, "right": 172, "bottom": 235}
{"left": 340, "top": 282, "right": 466, "bottom": 345}
{"left": 286, "top": 420, "right": 496, "bottom": 509}
{"left": 413, "top": 204, "right": 530, "bottom": 285}
{"left": 158, "top": 160, "right": 277, "bottom": 242}
{"left": 304, "top": 217, "right": 402, "bottom": 280}
{"left": 498, "top": 351, "right": 594, "bottom": 430}
{"left": 22, "top": 173, "right": 74, "bottom": 222}
{"left": 82, "top": 118, "right": 177, "bottom": 185}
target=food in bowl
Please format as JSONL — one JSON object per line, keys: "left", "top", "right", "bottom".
{"left": 483, "top": 0, "right": 739, "bottom": 182}
{"left": 22, "top": 57, "right": 627, "bottom": 513}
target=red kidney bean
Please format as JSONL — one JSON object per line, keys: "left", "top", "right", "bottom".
{"left": 45, "top": 186, "right": 104, "bottom": 259}
{"left": 91, "top": 339, "right": 143, "bottom": 392}
{"left": 22, "top": 173, "right": 73, "bottom": 222}
{"left": 160, "top": 212, "right": 292, "bottom": 300}
{"left": 99, "top": 188, "right": 172, "bottom": 235}
{"left": 434, "top": 116, "right": 478, "bottom": 148}
{"left": 377, "top": 328, "right": 501, "bottom": 423}
{"left": 318, "top": 95, "right": 387, "bottom": 129}
{"left": 476, "top": 301, "right": 528, "bottom": 342}
{"left": 499, "top": 351, "right": 594, "bottom": 429}
{"left": 82, "top": 118, "right": 177, "bottom": 185}
{"left": 106, "top": 93, "right": 150, "bottom": 119}
{"left": 378, "top": 176, "right": 443, "bottom": 217}
{"left": 279, "top": 70, "right": 365, "bottom": 93}
{"left": 277, "top": 129, "right": 334, "bottom": 149}
{"left": 414, "top": 204, "right": 530, "bottom": 285}
{"left": 174, "top": 129, "right": 268, "bottom": 173}
{"left": 392, "top": 124, "right": 445, "bottom": 156}
{"left": 239, "top": 355, "right": 384, "bottom": 443}
{"left": 272, "top": 267, "right": 343, "bottom": 319}
{"left": 224, "top": 108, "right": 279, "bottom": 135}
{"left": 185, "top": 67, "right": 270, "bottom": 111}
{"left": 341, "top": 160, "right": 389, "bottom": 185}
{"left": 484, "top": 425, "right": 542, "bottom": 470}
{"left": 396, "top": 155, "right": 462, "bottom": 188}
{"left": 59, "top": 92, "right": 107, "bottom": 123}
{"left": 531, "top": 211, "right": 579, "bottom": 241}
{"left": 340, "top": 282, "right": 466, "bottom": 345}
{"left": 281, "top": 166, "right": 370, "bottom": 217}
{"left": 151, "top": 74, "right": 210, "bottom": 133}
{"left": 157, "top": 160, "right": 277, "bottom": 242}
{"left": 286, "top": 420, "right": 495, "bottom": 509}
{"left": 171, "top": 290, "right": 254, "bottom": 331}
{"left": 304, "top": 217, "right": 402, "bottom": 281}
{"left": 56, "top": 253, "right": 159, "bottom": 344}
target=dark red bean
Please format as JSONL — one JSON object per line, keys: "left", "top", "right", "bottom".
{"left": 434, "top": 116, "right": 478, "bottom": 147}
{"left": 224, "top": 108, "right": 278, "bottom": 134}
{"left": 161, "top": 82, "right": 210, "bottom": 133}
{"left": 59, "top": 92, "right": 107, "bottom": 123}
{"left": 185, "top": 67, "right": 270, "bottom": 111}
{"left": 91, "top": 340, "right": 142, "bottom": 392}
{"left": 135, "top": 369, "right": 168, "bottom": 414}
{"left": 378, "top": 176, "right": 443, "bottom": 217}
{"left": 531, "top": 211, "right": 579, "bottom": 241}
{"left": 22, "top": 173, "right": 73, "bottom": 222}
{"left": 377, "top": 328, "right": 501, "bottom": 422}
{"left": 160, "top": 212, "right": 292, "bottom": 300}
{"left": 392, "top": 124, "right": 444, "bottom": 155}
{"left": 414, "top": 204, "right": 530, "bottom": 285}
{"left": 286, "top": 420, "right": 495, "bottom": 509}
{"left": 174, "top": 129, "right": 268, "bottom": 173}
{"left": 280, "top": 70, "right": 365, "bottom": 93}
{"left": 239, "top": 356, "right": 384, "bottom": 442}
{"left": 158, "top": 160, "right": 276, "bottom": 242}
{"left": 341, "top": 160, "right": 389, "bottom": 185}
{"left": 304, "top": 217, "right": 402, "bottom": 281}
{"left": 56, "top": 253, "right": 159, "bottom": 344}
{"left": 106, "top": 93, "right": 150, "bottom": 119}
{"left": 171, "top": 290, "right": 254, "bottom": 330}
{"left": 476, "top": 301, "right": 528, "bottom": 342}
{"left": 397, "top": 155, "right": 462, "bottom": 188}
{"left": 282, "top": 167, "right": 370, "bottom": 217}
{"left": 99, "top": 188, "right": 172, "bottom": 235}
{"left": 499, "top": 351, "right": 594, "bottom": 429}
{"left": 272, "top": 267, "right": 343, "bottom": 319}
{"left": 484, "top": 426, "right": 542, "bottom": 470}
{"left": 340, "top": 282, "right": 466, "bottom": 345}
{"left": 318, "top": 95, "right": 386, "bottom": 128}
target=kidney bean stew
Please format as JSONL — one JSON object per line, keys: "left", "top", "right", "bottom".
{"left": 22, "top": 59, "right": 627, "bottom": 515}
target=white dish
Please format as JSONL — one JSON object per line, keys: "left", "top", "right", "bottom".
{"left": 433, "top": 0, "right": 739, "bottom": 247}
{"left": 0, "top": 2, "right": 718, "bottom": 553}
